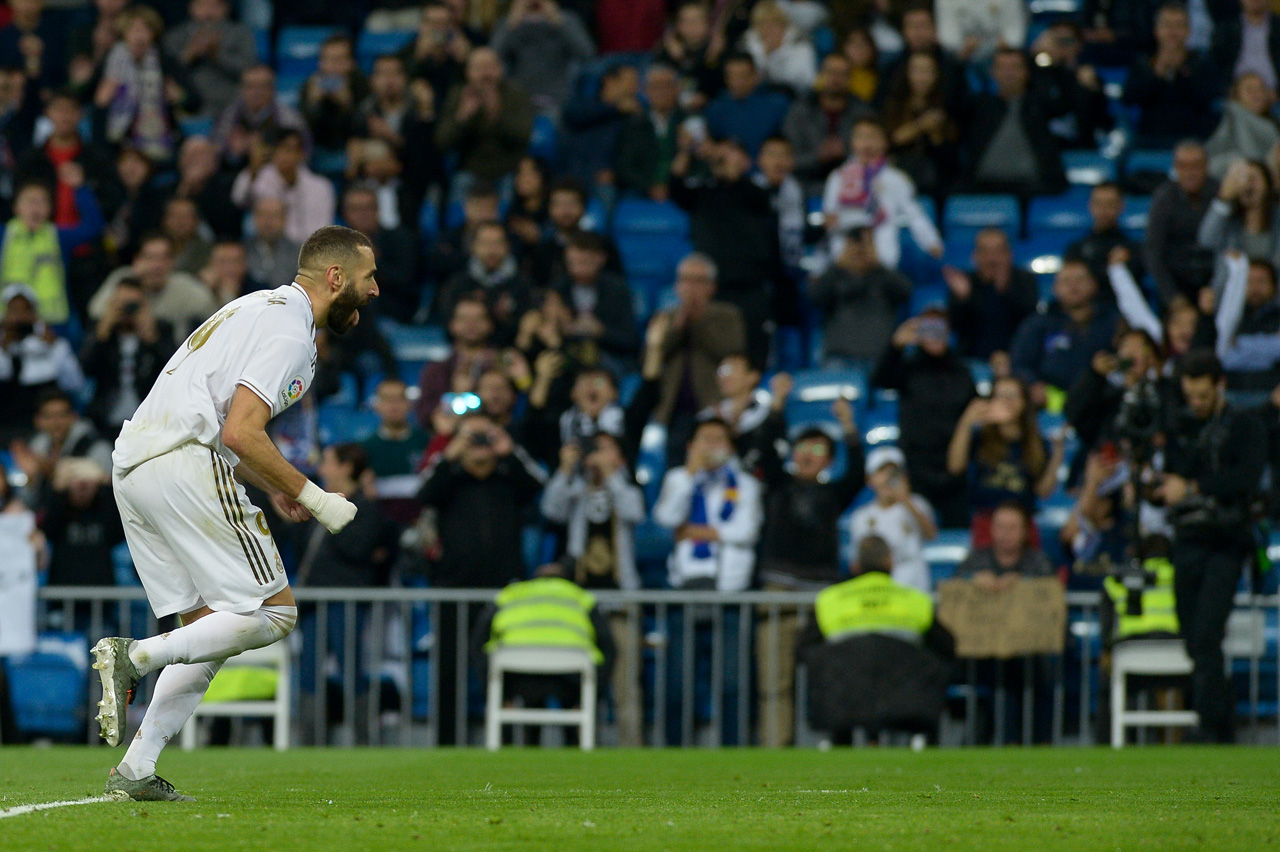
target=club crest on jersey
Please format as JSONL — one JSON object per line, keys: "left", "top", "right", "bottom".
{"left": 282, "top": 377, "right": 305, "bottom": 405}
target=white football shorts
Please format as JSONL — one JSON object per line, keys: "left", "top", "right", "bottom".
{"left": 113, "top": 442, "right": 289, "bottom": 618}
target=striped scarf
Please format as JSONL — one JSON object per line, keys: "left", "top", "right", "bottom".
{"left": 689, "top": 466, "right": 738, "bottom": 559}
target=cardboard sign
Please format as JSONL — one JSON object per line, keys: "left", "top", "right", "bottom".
{"left": 936, "top": 577, "right": 1067, "bottom": 659}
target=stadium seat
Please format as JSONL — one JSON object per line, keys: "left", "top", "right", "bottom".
{"left": 529, "top": 113, "right": 558, "bottom": 164}
{"left": 925, "top": 528, "right": 972, "bottom": 585}
{"left": 485, "top": 645, "right": 597, "bottom": 750}
{"left": 181, "top": 640, "right": 293, "bottom": 751}
{"left": 275, "top": 73, "right": 308, "bottom": 110}
{"left": 253, "top": 28, "right": 271, "bottom": 63}
{"left": 1027, "top": 187, "right": 1093, "bottom": 238}
{"left": 1110, "top": 640, "right": 1197, "bottom": 747}
{"left": 179, "top": 116, "right": 215, "bottom": 139}
{"left": 318, "top": 403, "right": 380, "bottom": 443}
{"left": 1063, "top": 151, "right": 1117, "bottom": 186}
{"left": 276, "top": 26, "right": 343, "bottom": 78}
{"left": 1122, "top": 196, "right": 1151, "bottom": 237}
{"left": 355, "top": 30, "right": 414, "bottom": 73}
{"left": 942, "top": 195, "right": 1020, "bottom": 245}
{"left": 1124, "top": 150, "right": 1174, "bottom": 183}
{"left": 4, "top": 632, "right": 88, "bottom": 739}
{"left": 785, "top": 368, "right": 868, "bottom": 430}
{"left": 378, "top": 320, "right": 449, "bottom": 362}
{"left": 612, "top": 200, "right": 692, "bottom": 293}
{"left": 635, "top": 422, "right": 668, "bottom": 507}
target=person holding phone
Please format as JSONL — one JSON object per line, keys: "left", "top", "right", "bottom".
{"left": 850, "top": 445, "right": 938, "bottom": 593}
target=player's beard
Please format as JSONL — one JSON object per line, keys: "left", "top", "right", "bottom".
{"left": 327, "top": 279, "right": 365, "bottom": 335}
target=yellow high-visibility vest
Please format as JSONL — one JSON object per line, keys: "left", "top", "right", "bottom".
{"left": 1104, "top": 557, "right": 1180, "bottom": 640}
{"left": 815, "top": 572, "right": 935, "bottom": 641}
{"left": 485, "top": 576, "right": 603, "bottom": 664}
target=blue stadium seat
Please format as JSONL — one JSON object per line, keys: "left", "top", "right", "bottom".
{"left": 1063, "top": 150, "right": 1117, "bottom": 186}
{"left": 812, "top": 25, "right": 836, "bottom": 58}
{"left": 635, "top": 422, "right": 669, "bottom": 507}
{"left": 378, "top": 320, "right": 449, "bottom": 362}
{"left": 355, "top": 30, "right": 414, "bottom": 73}
{"left": 179, "top": 116, "right": 214, "bottom": 138}
{"left": 1094, "top": 65, "right": 1129, "bottom": 99}
{"left": 785, "top": 367, "right": 868, "bottom": 430}
{"left": 318, "top": 403, "right": 380, "bottom": 443}
{"left": 908, "top": 281, "right": 947, "bottom": 316}
{"left": 1027, "top": 187, "right": 1093, "bottom": 238}
{"left": 275, "top": 26, "right": 343, "bottom": 78}
{"left": 966, "top": 359, "right": 994, "bottom": 394}
{"left": 529, "top": 113, "right": 558, "bottom": 164}
{"left": 925, "top": 528, "right": 972, "bottom": 585}
{"left": 1122, "top": 195, "right": 1151, "bottom": 237}
{"left": 942, "top": 194, "right": 1019, "bottom": 244}
{"left": 1124, "top": 149, "right": 1173, "bottom": 182}
{"left": 275, "top": 73, "right": 308, "bottom": 110}
{"left": 5, "top": 632, "right": 88, "bottom": 739}
{"left": 253, "top": 28, "right": 271, "bottom": 63}
{"left": 612, "top": 200, "right": 692, "bottom": 293}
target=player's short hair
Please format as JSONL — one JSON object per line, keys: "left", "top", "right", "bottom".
{"left": 298, "top": 226, "right": 373, "bottom": 274}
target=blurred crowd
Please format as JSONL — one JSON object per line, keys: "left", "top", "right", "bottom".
{"left": 2, "top": 0, "right": 1280, "bottom": 746}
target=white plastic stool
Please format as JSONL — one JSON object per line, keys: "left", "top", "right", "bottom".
{"left": 485, "top": 646, "right": 596, "bottom": 751}
{"left": 1110, "top": 639, "right": 1197, "bottom": 748}
{"left": 180, "top": 641, "right": 292, "bottom": 751}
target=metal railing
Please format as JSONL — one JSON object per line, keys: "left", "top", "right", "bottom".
{"left": 29, "top": 587, "right": 1280, "bottom": 747}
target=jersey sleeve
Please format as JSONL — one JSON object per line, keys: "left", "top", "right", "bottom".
{"left": 237, "top": 332, "right": 315, "bottom": 418}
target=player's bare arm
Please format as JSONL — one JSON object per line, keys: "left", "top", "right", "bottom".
{"left": 222, "top": 387, "right": 314, "bottom": 522}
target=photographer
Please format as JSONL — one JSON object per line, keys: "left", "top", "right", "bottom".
{"left": 81, "top": 277, "right": 172, "bottom": 439}
{"left": 1156, "top": 350, "right": 1266, "bottom": 743}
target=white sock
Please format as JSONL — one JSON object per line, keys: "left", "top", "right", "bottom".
{"left": 128, "top": 606, "right": 297, "bottom": 676}
{"left": 117, "top": 660, "right": 223, "bottom": 781}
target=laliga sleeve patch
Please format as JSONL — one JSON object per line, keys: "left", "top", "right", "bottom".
{"left": 281, "top": 376, "right": 306, "bottom": 406}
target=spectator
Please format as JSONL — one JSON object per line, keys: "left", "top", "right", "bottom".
{"left": 851, "top": 445, "right": 939, "bottom": 593}
{"left": 430, "top": 178, "right": 499, "bottom": 285}
{"left": 1029, "top": 20, "right": 1114, "bottom": 151}
{"left": 232, "top": 129, "right": 336, "bottom": 245}
{"left": 89, "top": 232, "right": 218, "bottom": 345}
{"left": 798, "top": 534, "right": 955, "bottom": 747}
{"left": 755, "top": 135, "right": 807, "bottom": 338}
{"left": 651, "top": 253, "right": 747, "bottom": 458}
{"left": 0, "top": 289, "right": 85, "bottom": 442}
{"left": 754, "top": 391, "right": 862, "bottom": 746}
{"left": 944, "top": 228, "right": 1040, "bottom": 361}
{"left": 528, "top": 177, "right": 622, "bottom": 287}
{"left": 7, "top": 386, "right": 110, "bottom": 511}
{"left": 41, "top": 456, "right": 124, "bottom": 588}
{"left": 1123, "top": 4, "right": 1217, "bottom": 148}
{"left": 1065, "top": 324, "right": 1175, "bottom": 455}
{"left": 703, "top": 356, "right": 788, "bottom": 478}
{"left": 1214, "top": 250, "right": 1280, "bottom": 389}
{"left": 0, "top": 0, "right": 68, "bottom": 89}
{"left": 559, "top": 63, "right": 641, "bottom": 188}
{"left": 162, "top": 0, "right": 257, "bottom": 118}
{"left": 1, "top": 172, "right": 104, "bottom": 326}
{"left": 415, "top": 410, "right": 547, "bottom": 744}
{"left": 653, "top": 416, "right": 763, "bottom": 745}
{"left": 171, "top": 135, "right": 241, "bottom": 240}
{"left": 840, "top": 27, "right": 881, "bottom": 105}
{"left": 244, "top": 197, "right": 301, "bottom": 290}
{"left": 872, "top": 310, "right": 978, "bottom": 528}
{"left": 92, "top": 5, "right": 195, "bottom": 163}
{"left": 490, "top": 0, "right": 594, "bottom": 112}
{"left": 300, "top": 34, "right": 369, "bottom": 156}
{"left": 437, "top": 222, "right": 530, "bottom": 346}
{"left": 703, "top": 51, "right": 791, "bottom": 158}
{"left": 81, "top": 275, "right": 171, "bottom": 437}
{"left": 100, "top": 146, "right": 167, "bottom": 264}
{"left": 0, "top": 464, "right": 41, "bottom": 739}
{"left": 654, "top": 0, "right": 725, "bottom": 109}
{"left": 160, "top": 197, "right": 212, "bottom": 275}
{"left": 809, "top": 225, "right": 913, "bottom": 366}
{"left": 415, "top": 295, "right": 499, "bottom": 427}
{"left": 435, "top": 47, "right": 536, "bottom": 186}
{"left": 67, "top": 0, "right": 129, "bottom": 90}
{"left": 1064, "top": 182, "right": 1144, "bottom": 288}
{"left": 882, "top": 5, "right": 969, "bottom": 114}
{"left": 936, "top": 0, "right": 1027, "bottom": 63}
{"left": 12, "top": 92, "right": 114, "bottom": 278}
{"left": 1010, "top": 259, "right": 1120, "bottom": 402}
{"left": 506, "top": 155, "right": 550, "bottom": 254}
{"left": 340, "top": 185, "right": 421, "bottom": 321}
{"left": 1077, "top": 0, "right": 1167, "bottom": 58}
{"left": 472, "top": 561, "right": 616, "bottom": 746}
{"left": 671, "top": 136, "right": 782, "bottom": 366}
{"left": 947, "top": 375, "right": 1063, "bottom": 542}
{"left": 213, "top": 64, "right": 308, "bottom": 169}
{"left": 1209, "top": 0, "right": 1280, "bottom": 92}
{"left": 614, "top": 63, "right": 686, "bottom": 200}
{"left": 539, "top": 434, "right": 644, "bottom": 743}
{"left": 963, "top": 47, "right": 1068, "bottom": 197}
{"left": 198, "top": 239, "right": 255, "bottom": 305}
{"left": 1207, "top": 73, "right": 1280, "bottom": 181}
{"left": 782, "top": 52, "right": 872, "bottom": 193}
{"left": 741, "top": 0, "right": 816, "bottom": 96}
{"left": 352, "top": 55, "right": 442, "bottom": 228}
{"left": 1197, "top": 158, "right": 1280, "bottom": 267}
{"left": 882, "top": 51, "right": 961, "bottom": 201}
{"left": 957, "top": 500, "right": 1055, "bottom": 587}
{"left": 398, "top": 1, "right": 468, "bottom": 108}
{"left": 1146, "top": 141, "right": 1219, "bottom": 306}
{"left": 553, "top": 230, "right": 637, "bottom": 370}
{"left": 822, "top": 117, "right": 943, "bottom": 270}
{"left": 0, "top": 59, "right": 42, "bottom": 189}
{"left": 361, "top": 377, "right": 430, "bottom": 510}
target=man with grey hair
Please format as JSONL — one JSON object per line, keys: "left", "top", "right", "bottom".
{"left": 614, "top": 63, "right": 686, "bottom": 200}
{"left": 1145, "top": 140, "right": 1220, "bottom": 304}
{"left": 649, "top": 252, "right": 746, "bottom": 464}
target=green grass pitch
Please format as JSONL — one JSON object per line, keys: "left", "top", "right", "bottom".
{"left": 1, "top": 747, "right": 1277, "bottom": 851}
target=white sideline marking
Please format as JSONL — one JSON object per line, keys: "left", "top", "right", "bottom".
{"left": 0, "top": 797, "right": 115, "bottom": 818}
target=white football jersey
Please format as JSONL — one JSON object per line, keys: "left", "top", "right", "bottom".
{"left": 113, "top": 282, "right": 317, "bottom": 473}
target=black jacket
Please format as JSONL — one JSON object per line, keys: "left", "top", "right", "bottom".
{"left": 299, "top": 493, "right": 399, "bottom": 587}
{"left": 1065, "top": 226, "right": 1144, "bottom": 296}
{"left": 368, "top": 225, "right": 423, "bottom": 320}
{"left": 963, "top": 93, "right": 1068, "bottom": 196}
{"left": 669, "top": 171, "right": 782, "bottom": 295}
{"left": 553, "top": 271, "right": 638, "bottom": 363}
{"left": 416, "top": 451, "right": 546, "bottom": 588}
{"left": 947, "top": 268, "right": 1040, "bottom": 360}
{"left": 1164, "top": 401, "right": 1267, "bottom": 541}
{"left": 1064, "top": 367, "right": 1179, "bottom": 453}
{"left": 43, "top": 487, "right": 126, "bottom": 587}
{"left": 1122, "top": 53, "right": 1219, "bottom": 148}
{"left": 81, "top": 326, "right": 172, "bottom": 437}
{"left": 1210, "top": 14, "right": 1280, "bottom": 91}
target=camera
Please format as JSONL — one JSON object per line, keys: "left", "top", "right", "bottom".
{"left": 468, "top": 430, "right": 492, "bottom": 447}
{"left": 1113, "top": 376, "right": 1163, "bottom": 458}
{"left": 121, "top": 301, "right": 141, "bottom": 317}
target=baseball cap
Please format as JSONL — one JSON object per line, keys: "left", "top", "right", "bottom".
{"left": 864, "top": 445, "right": 906, "bottom": 475}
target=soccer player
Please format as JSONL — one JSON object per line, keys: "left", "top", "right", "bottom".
{"left": 91, "top": 226, "right": 379, "bottom": 801}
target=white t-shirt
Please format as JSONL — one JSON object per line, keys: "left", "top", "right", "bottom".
{"left": 113, "top": 283, "right": 317, "bottom": 473}
{"left": 850, "top": 495, "right": 936, "bottom": 593}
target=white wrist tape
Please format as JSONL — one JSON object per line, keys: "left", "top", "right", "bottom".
{"left": 297, "top": 481, "right": 358, "bottom": 533}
